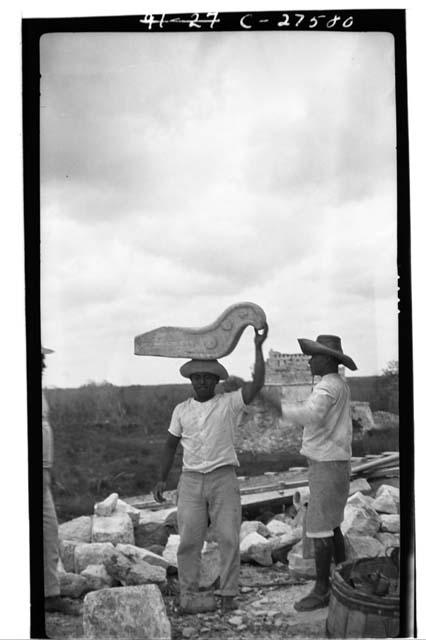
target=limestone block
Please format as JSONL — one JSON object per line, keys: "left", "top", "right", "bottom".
{"left": 288, "top": 541, "right": 316, "bottom": 579}
{"left": 138, "top": 506, "right": 177, "bottom": 525}
{"left": 345, "top": 535, "right": 386, "bottom": 560}
{"left": 104, "top": 549, "right": 167, "bottom": 587}
{"left": 92, "top": 513, "right": 134, "bottom": 545}
{"left": 134, "top": 302, "right": 267, "bottom": 359}
{"left": 59, "top": 571, "right": 89, "bottom": 598}
{"left": 58, "top": 515, "right": 93, "bottom": 543}
{"left": 74, "top": 542, "right": 115, "bottom": 574}
{"left": 94, "top": 493, "right": 119, "bottom": 517}
{"left": 116, "top": 543, "right": 170, "bottom": 571}
{"left": 372, "top": 486, "right": 399, "bottom": 514}
{"left": 347, "top": 491, "right": 375, "bottom": 509}
{"left": 375, "top": 532, "right": 400, "bottom": 549}
{"left": 266, "top": 519, "right": 294, "bottom": 537}
{"left": 81, "top": 564, "right": 116, "bottom": 591}
{"left": 162, "top": 534, "right": 180, "bottom": 568}
{"left": 379, "top": 514, "right": 400, "bottom": 533}
{"left": 114, "top": 499, "right": 141, "bottom": 527}
{"left": 266, "top": 526, "right": 303, "bottom": 553}
{"left": 135, "top": 522, "right": 170, "bottom": 548}
{"left": 83, "top": 585, "right": 171, "bottom": 639}
{"left": 240, "top": 520, "right": 270, "bottom": 543}
{"left": 341, "top": 503, "right": 381, "bottom": 537}
{"left": 376, "top": 484, "right": 399, "bottom": 501}
{"left": 240, "top": 532, "right": 272, "bottom": 566}
{"left": 348, "top": 478, "right": 372, "bottom": 496}
{"left": 59, "top": 539, "right": 79, "bottom": 573}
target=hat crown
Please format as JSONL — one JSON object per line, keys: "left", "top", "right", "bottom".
{"left": 315, "top": 335, "right": 343, "bottom": 354}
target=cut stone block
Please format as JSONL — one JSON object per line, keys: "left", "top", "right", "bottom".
{"left": 74, "top": 542, "right": 115, "bottom": 574}
{"left": 104, "top": 549, "right": 167, "bottom": 587}
{"left": 379, "top": 514, "right": 400, "bottom": 533}
{"left": 240, "top": 532, "right": 272, "bottom": 566}
{"left": 347, "top": 491, "right": 375, "bottom": 509}
{"left": 375, "top": 532, "right": 400, "bottom": 549}
{"left": 116, "top": 543, "right": 170, "bottom": 571}
{"left": 341, "top": 503, "right": 381, "bottom": 537}
{"left": 94, "top": 493, "right": 119, "bottom": 517}
{"left": 372, "top": 486, "right": 399, "bottom": 514}
{"left": 58, "top": 516, "right": 93, "bottom": 543}
{"left": 345, "top": 535, "right": 386, "bottom": 560}
{"left": 115, "top": 499, "right": 141, "bottom": 526}
{"left": 83, "top": 585, "right": 171, "bottom": 639}
{"left": 92, "top": 513, "right": 134, "bottom": 545}
{"left": 348, "top": 478, "right": 372, "bottom": 495}
{"left": 376, "top": 484, "right": 399, "bottom": 500}
{"left": 134, "top": 302, "right": 267, "bottom": 359}
{"left": 135, "top": 522, "right": 170, "bottom": 548}
{"left": 59, "top": 571, "right": 89, "bottom": 598}
{"left": 266, "top": 526, "right": 303, "bottom": 553}
{"left": 81, "top": 564, "right": 116, "bottom": 591}
{"left": 59, "top": 539, "right": 79, "bottom": 573}
{"left": 138, "top": 506, "right": 177, "bottom": 525}
{"left": 240, "top": 520, "right": 270, "bottom": 543}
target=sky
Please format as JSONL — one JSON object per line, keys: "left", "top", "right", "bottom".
{"left": 40, "top": 30, "right": 398, "bottom": 388}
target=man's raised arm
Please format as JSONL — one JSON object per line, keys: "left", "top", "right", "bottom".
{"left": 242, "top": 322, "right": 268, "bottom": 405}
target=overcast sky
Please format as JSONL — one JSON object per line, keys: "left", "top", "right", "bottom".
{"left": 40, "top": 30, "right": 398, "bottom": 388}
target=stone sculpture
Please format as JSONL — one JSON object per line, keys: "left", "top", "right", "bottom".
{"left": 134, "top": 301, "right": 267, "bottom": 359}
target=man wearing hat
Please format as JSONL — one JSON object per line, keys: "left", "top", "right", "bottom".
{"left": 42, "top": 347, "right": 78, "bottom": 616}
{"left": 281, "top": 335, "right": 357, "bottom": 612}
{"left": 153, "top": 324, "right": 268, "bottom": 614}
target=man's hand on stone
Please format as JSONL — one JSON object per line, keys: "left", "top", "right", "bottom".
{"left": 153, "top": 480, "right": 167, "bottom": 503}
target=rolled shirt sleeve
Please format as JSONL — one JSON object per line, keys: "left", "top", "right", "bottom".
{"left": 168, "top": 405, "right": 183, "bottom": 437}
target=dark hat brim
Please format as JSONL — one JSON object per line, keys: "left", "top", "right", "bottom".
{"left": 298, "top": 338, "right": 357, "bottom": 371}
{"left": 180, "top": 359, "right": 229, "bottom": 380}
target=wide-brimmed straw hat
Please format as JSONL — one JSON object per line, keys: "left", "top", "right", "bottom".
{"left": 41, "top": 346, "right": 54, "bottom": 355}
{"left": 297, "top": 335, "right": 357, "bottom": 371}
{"left": 180, "top": 359, "right": 229, "bottom": 380}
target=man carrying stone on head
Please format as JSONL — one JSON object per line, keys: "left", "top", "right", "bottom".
{"left": 153, "top": 323, "right": 268, "bottom": 614}
{"left": 281, "top": 335, "right": 357, "bottom": 611}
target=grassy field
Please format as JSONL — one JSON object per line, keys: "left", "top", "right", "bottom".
{"left": 45, "top": 381, "right": 399, "bottom": 522}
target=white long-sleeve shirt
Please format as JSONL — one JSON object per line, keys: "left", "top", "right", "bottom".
{"left": 282, "top": 373, "right": 352, "bottom": 461}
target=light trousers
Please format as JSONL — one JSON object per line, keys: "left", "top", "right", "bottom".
{"left": 43, "top": 469, "right": 60, "bottom": 597}
{"left": 177, "top": 465, "right": 241, "bottom": 597}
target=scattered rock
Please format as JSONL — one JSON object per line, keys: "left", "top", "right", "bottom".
{"left": 104, "top": 549, "right": 167, "bottom": 587}
{"left": 348, "top": 478, "right": 372, "bottom": 495}
{"left": 372, "top": 486, "right": 399, "bottom": 514}
{"left": 267, "top": 526, "right": 303, "bottom": 552}
{"left": 182, "top": 626, "right": 196, "bottom": 638}
{"left": 266, "top": 519, "right": 293, "bottom": 536}
{"left": 92, "top": 512, "right": 134, "bottom": 545}
{"left": 240, "top": 532, "right": 272, "bottom": 566}
{"left": 58, "top": 516, "right": 93, "bottom": 543}
{"left": 116, "top": 543, "right": 171, "bottom": 572}
{"left": 376, "top": 483, "right": 399, "bottom": 501}
{"left": 162, "top": 534, "right": 180, "bottom": 568}
{"left": 228, "top": 616, "right": 243, "bottom": 626}
{"left": 341, "top": 503, "right": 381, "bottom": 537}
{"left": 375, "top": 532, "right": 400, "bottom": 548}
{"left": 138, "top": 506, "right": 177, "bottom": 525}
{"left": 74, "top": 542, "right": 115, "bottom": 573}
{"left": 345, "top": 535, "right": 385, "bottom": 560}
{"left": 81, "top": 564, "right": 116, "bottom": 591}
{"left": 135, "top": 522, "right": 170, "bottom": 548}
{"left": 58, "top": 539, "right": 79, "bottom": 573}
{"left": 240, "top": 520, "right": 271, "bottom": 542}
{"left": 199, "top": 541, "right": 221, "bottom": 589}
{"left": 347, "top": 491, "right": 375, "bottom": 508}
{"left": 114, "top": 499, "right": 141, "bottom": 526}
{"left": 59, "top": 571, "right": 89, "bottom": 598}
{"left": 94, "top": 493, "right": 119, "bottom": 517}
{"left": 379, "top": 514, "right": 400, "bottom": 533}
{"left": 83, "top": 585, "right": 171, "bottom": 639}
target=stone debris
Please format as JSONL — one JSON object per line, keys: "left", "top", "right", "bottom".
{"left": 135, "top": 521, "right": 170, "bottom": 549}
{"left": 81, "top": 564, "right": 116, "bottom": 591}
{"left": 375, "top": 531, "right": 400, "bottom": 548}
{"left": 114, "top": 499, "right": 142, "bottom": 526}
{"left": 266, "top": 519, "right": 293, "bottom": 536}
{"left": 91, "top": 512, "right": 135, "bottom": 545}
{"left": 59, "top": 539, "right": 80, "bottom": 573}
{"left": 59, "top": 515, "right": 93, "bottom": 543}
{"left": 83, "top": 585, "right": 171, "bottom": 639}
{"left": 345, "top": 535, "right": 385, "bottom": 560}
{"left": 341, "top": 503, "right": 381, "bottom": 537}
{"left": 347, "top": 490, "right": 375, "bottom": 509}
{"left": 59, "top": 571, "right": 89, "bottom": 598}
{"left": 240, "top": 532, "right": 273, "bottom": 566}
{"left": 74, "top": 542, "right": 115, "bottom": 574}
{"left": 372, "top": 485, "right": 399, "bottom": 514}
{"left": 379, "top": 514, "right": 400, "bottom": 533}
{"left": 116, "top": 543, "right": 171, "bottom": 572}
{"left": 240, "top": 520, "right": 271, "bottom": 541}
{"left": 104, "top": 548, "right": 167, "bottom": 588}
{"left": 348, "top": 478, "right": 372, "bottom": 495}
{"left": 94, "top": 492, "right": 119, "bottom": 517}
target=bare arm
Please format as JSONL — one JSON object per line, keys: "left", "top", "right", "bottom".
{"left": 152, "top": 432, "right": 181, "bottom": 503}
{"left": 242, "top": 322, "right": 269, "bottom": 405}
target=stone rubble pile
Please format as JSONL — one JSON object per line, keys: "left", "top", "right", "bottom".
{"left": 56, "top": 480, "right": 399, "bottom": 637}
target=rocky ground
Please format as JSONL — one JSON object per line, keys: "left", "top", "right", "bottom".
{"left": 46, "top": 564, "right": 328, "bottom": 639}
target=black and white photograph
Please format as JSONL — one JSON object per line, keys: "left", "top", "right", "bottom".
{"left": 17, "top": 7, "right": 416, "bottom": 639}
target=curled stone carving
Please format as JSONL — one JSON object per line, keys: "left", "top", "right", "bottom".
{"left": 134, "top": 302, "right": 267, "bottom": 360}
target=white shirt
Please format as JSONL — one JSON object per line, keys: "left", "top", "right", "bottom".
{"left": 168, "top": 389, "right": 246, "bottom": 473}
{"left": 282, "top": 373, "right": 352, "bottom": 461}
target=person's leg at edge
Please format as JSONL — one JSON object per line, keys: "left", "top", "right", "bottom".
{"left": 208, "top": 467, "right": 241, "bottom": 612}
{"left": 333, "top": 526, "right": 346, "bottom": 564}
{"left": 176, "top": 473, "right": 209, "bottom": 607}
{"left": 294, "top": 535, "right": 333, "bottom": 611}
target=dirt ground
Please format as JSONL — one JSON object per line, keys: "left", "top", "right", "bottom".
{"left": 45, "top": 564, "right": 329, "bottom": 639}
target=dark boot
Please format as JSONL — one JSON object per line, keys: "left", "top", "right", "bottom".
{"left": 294, "top": 536, "right": 333, "bottom": 611}
{"left": 333, "top": 526, "right": 346, "bottom": 565}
